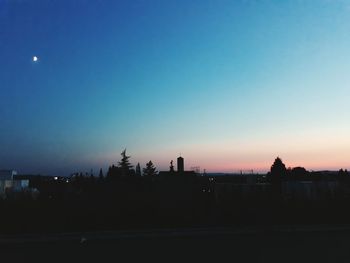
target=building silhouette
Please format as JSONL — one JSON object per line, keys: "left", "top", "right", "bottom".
{"left": 158, "top": 156, "right": 196, "bottom": 177}
{"left": 0, "top": 170, "right": 30, "bottom": 198}
{"left": 177, "top": 156, "right": 184, "bottom": 173}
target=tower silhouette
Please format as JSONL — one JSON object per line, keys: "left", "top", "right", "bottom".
{"left": 177, "top": 156, "right": 184, "bottom": 173}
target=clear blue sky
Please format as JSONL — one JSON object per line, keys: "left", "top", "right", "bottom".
{"left": 1, "top": 0, "right": 350, "bottom": 175}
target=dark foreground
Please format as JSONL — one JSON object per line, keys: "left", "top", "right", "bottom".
{"left": 1, "top": 225, "right": 350, "bottom": 262}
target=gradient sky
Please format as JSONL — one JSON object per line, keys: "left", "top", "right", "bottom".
{"left": 1, "top": 0, "right": 350, "bottom": 175}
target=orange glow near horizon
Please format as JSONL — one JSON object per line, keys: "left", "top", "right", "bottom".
{"left": 92, "top": 126, "right": 350, "bottom": 174}
{"left": 99, "top": 146, "right": 349, "bottom": 174}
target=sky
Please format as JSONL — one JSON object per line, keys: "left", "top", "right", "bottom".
{"left": 1, "top": 0, "right": 350, "bottom": 175}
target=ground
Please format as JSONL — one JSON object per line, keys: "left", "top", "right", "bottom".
{"left": 1, "top": 225, "right": 349, "bottom": 262}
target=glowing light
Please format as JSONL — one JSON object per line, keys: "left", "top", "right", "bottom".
{"left": 32, "top": 56, "right": 38, "bottom": 62}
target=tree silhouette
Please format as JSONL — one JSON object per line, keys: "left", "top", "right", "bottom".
{"left": 135, "top": 163, "right": 141, "bottom": 177}
{"left": 99, "top": 168, "right": 104, "bottom": 180}
{"left": 107, "top": 164, "right": 121, "bottom": 179}
{"left": 270, "top": 157, "right": 287, "bottom": 184}
{"left": 143, "top": 161, "right": 157, "bottom": 177}
{"left": 291, "top": 167, "right": 308, "bottom": 180}
{"left": 118, "top": 149, "right": 133, "bottom": 176}
{"left": 169, "top": 160, "right": 175, "bottom": 172}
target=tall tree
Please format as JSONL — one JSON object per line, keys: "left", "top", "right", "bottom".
{"left": 143, "top": 161, "right": 157, "bottom": 177}
{"left": 118, "top": 149, "right": 133, "bottom": 176}
{"left": 270, "top": 157, "right": 287, "bottom": 184}
{"left": 135, "top": 163, "right": 141, "bottom": 177}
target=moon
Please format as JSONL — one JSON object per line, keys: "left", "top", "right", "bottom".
{"left": 32, "top": 56, "right": 38, "bottom": 62}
